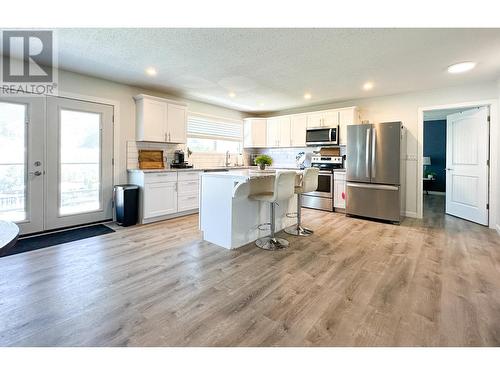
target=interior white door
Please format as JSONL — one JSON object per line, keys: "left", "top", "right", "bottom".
{"left": 446, "top": 107, "right": 489, "bottom": 225}
{"left": 0, "top": 96, "right": 45, "bottom": 234}
{"left": 45, "top": 97, "right": 114, "bottom": 230}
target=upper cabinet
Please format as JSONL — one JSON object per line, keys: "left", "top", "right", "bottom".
{"left": 266, "top": 116, "right": 291, "bottom": 148}
{"left": 290, "top": 114, "right": 307, "bottom": 147}
{"left": 338, "top": 107, "right": 359, "bottom": 145}
{"left": 307, "top": 110, "right": 339, "bottom": 128}
{"left": 243, "top": 118, "right": 267, "bottom": 148}
{"left": 243, "top": 106, "right": 359, "bottom": 149}
{"left": 134, "top": 94, "right": 187, "bottom": 143}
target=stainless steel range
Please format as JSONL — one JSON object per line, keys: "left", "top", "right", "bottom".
{"left": 302, "top": 155, "right": 343, "bottom": 211}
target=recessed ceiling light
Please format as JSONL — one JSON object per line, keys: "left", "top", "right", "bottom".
{"left": 228, "top": 92, "right": 236, "bottom": 98}
{"left": 304, "top": 93, "right": 312, "bottom": 100}
{"left": 447, "top": 62, "right": 476, "bottom": 74}
{"left": 363, "top": 82, "right": 374, "bottom": 91}
{"left": 145, "top": 67, "right": 157, "bottom": 76}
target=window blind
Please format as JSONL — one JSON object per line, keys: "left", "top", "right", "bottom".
{"left": 187, "top": 115, "right": 242, "bottom": 141}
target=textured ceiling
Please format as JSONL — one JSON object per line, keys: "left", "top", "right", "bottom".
{"left": 11, "top": 28, "right": 500, "bottom": 114}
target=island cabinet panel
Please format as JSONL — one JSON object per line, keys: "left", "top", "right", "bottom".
{"left": 243, "top": 118, "right": 267, "bottom": 148}
{"left": 135, "top": 94, "right": 187, "bottom": 143}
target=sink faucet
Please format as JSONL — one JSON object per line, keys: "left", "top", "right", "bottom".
{"left": 225, "top": 150, "right": 231, "bottom": 167}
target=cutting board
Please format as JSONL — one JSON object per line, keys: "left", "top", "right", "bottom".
{"left": 138, "top": 150, "right": 164, "bottom": 169}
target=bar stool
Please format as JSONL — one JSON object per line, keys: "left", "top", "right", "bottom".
{"left": 285, "top": 167, "right": 319, "bottom": 236}
{"left": 249, "top": 170, "right": 297, "bottom": 250}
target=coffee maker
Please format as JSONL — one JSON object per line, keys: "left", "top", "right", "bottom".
{"left": 170, "top": 150, "right": 193, "bottom": 169}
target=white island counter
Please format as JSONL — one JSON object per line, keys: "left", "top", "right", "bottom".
{"left": 200, "top": 169, "right": 301, "bottom": 249}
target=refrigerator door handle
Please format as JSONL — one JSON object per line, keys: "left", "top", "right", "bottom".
{"left": 371, "top": 128, "right": 376, "bottom": 178}
{"left": 347, "top": 182, "right": 399, "bottom": 191}
{"left": 365, "top": 128, "right": 370, "bottom": 178}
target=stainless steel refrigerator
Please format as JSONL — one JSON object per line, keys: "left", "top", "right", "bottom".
{"left": 346, "top": 122, "right": 402, "bottom": 223}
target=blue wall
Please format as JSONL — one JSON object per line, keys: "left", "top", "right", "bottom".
{"left": 424, "top": 120, "right": 446, "bottom": 192}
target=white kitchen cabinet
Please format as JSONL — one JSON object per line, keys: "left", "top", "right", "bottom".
{"left": 266, "top": 116, "right": 291, "bottom": 148}
{"left": 306, "top": 110, "right": 339, "bottom": 128}
{"left": 135, "top": 97, "right": 167, "bottom": 142}
{"left": 144, "top": 181, "right": 178, "bottom": 218}
{"left": 306, "top": 112, "right": 324, "bottom": 128}
{"left": 167, "top": 103, "right": 187, "bottom": 143}
{"left": 333, "top": 171, "right": 346, "bottom": 211}
{"left": 323, "top": 110, "right": 340, "bottom": 127}
{"left": 338, "top": 107, "right": 359, "bottom": 145}
{"left": 243, "top": 118, "right": 267, "bottom": 148}
{"left": 177, "top": 171, "right": 201, "bottom": 212}
{"left": 278, "top": 116, "right": 291, "bottom": 147}
{"left": 266, "top": 117, "right": 280, "bottom": 147}
{"left": 290, "top": 114, "right": 307, "bottom": 147}
{"left": 134, "top": 94, "right": 187, "bottom": 143}
{"left": 129, "top": 170, "right": 200, "bottom": 224}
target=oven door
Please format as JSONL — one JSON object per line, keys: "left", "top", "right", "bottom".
{"left": 305, "top": 172, "right": 333, "bottom": 198}
{"left": 306, "top": 128, "right": 338, "bottom": 145}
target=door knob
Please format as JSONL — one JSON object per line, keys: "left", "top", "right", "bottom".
{"left": 29, "top": 171, "right": 42, "bottom": 176}
{"left": 446, "top": 168, "right": 453, "bottom": 171}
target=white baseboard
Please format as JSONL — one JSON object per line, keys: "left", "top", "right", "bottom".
{"left": 404, "top": 211, "right": 418, "bottom": 218}
{"left": 425, "top": 191, "right": 446, "bottom": 196}
{"left": 496, "top": 224, "right": 500, "bottom": 236}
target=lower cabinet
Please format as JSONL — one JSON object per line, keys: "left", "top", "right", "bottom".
{"left": 128, "top": 170, "right": 200, "bottom": 224}
{"left": 144, "top": 181, "right": 178, "bottom": 218}
{"left": 333, "top": 171, "right": 347, "bottom": 211}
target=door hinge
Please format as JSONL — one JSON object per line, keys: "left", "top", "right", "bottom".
{"left": 112, "top": 158, "right": 114, "bottom": 166}
{"left": 487, "top": 159, "right": 490, "bottom": 167}
{"left": 487, "top": 115, "right": 490, "bottom": 123}
{"left": 486, "top": 203, "right": 489, "bottom": 210}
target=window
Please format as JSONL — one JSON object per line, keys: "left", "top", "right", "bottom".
{"left": 187, "top": 114, "right": 242, "bottom": 153}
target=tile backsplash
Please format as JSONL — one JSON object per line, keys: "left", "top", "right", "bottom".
{"left": 127, "top": 141, "right": 242, "bottom": 169}
{"left": 244, "top": 146, "right": 346, "bottom": 168}
{"left": 127, "top": 141, "right": 183, "bottom": 169}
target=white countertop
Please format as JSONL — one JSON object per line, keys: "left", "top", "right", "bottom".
{"left": 201, "top": 168, "right": 303, "bottom": 182}
{"left": 127, "top": 166, "right": 249, "bottom": 173}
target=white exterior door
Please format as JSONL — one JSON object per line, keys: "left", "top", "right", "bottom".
{"left": 446, "top": 107, "right": 489, "bottom": 225}
{"left": 0, "top": 96, "right": 45, "bottom": 234}
{"left": 45, "top": 97, "right": 114, "bottom": 230}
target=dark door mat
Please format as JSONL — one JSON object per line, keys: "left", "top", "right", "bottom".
{"left": 1, "top": 224, "right": 115, "bottom": 258}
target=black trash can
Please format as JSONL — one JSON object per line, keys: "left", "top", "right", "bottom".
{"left": 114, "top": 184, "right": 139, "bottom": 227}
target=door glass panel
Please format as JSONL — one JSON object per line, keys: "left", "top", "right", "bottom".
{"left": 59, "top": 109, "right": 101, "bottom": 216}
{"left": 0, "top": 102, "right": 27, "bottom": 222}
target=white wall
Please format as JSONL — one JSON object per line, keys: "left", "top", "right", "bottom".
{"left": 57, "top": 69, "right": 246, "bottom": 184}
{"left": 265, "top": 81, "right": 499, "bottom": 217}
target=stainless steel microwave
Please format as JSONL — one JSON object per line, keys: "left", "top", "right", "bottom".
{"left": 305, "top": 126, "right": 339, "bottom": 146}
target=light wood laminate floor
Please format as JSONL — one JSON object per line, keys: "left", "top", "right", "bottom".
{"left": 1, "top": 196, "right": 499, "bottom": 346}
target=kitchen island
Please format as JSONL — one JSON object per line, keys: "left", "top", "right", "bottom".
{"left": 199, "top": 169, "right": 300, "bottom": 249}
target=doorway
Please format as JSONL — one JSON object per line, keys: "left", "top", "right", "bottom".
{"left": 0, "top": 95, "right": 114, "bottom": 235}
{"left": 422, "top": 106, "right": 490, "bottom": 226}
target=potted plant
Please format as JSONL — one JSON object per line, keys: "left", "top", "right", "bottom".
{"left": 428, "top": 171, "right": 437, "bottom": 180}
{"left": 254, "top": 154, "right": 273, "bottom": 170}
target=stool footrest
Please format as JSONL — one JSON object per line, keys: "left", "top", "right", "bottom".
{"left": 257, "top": 222, "right": 271, "bottom": 231}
